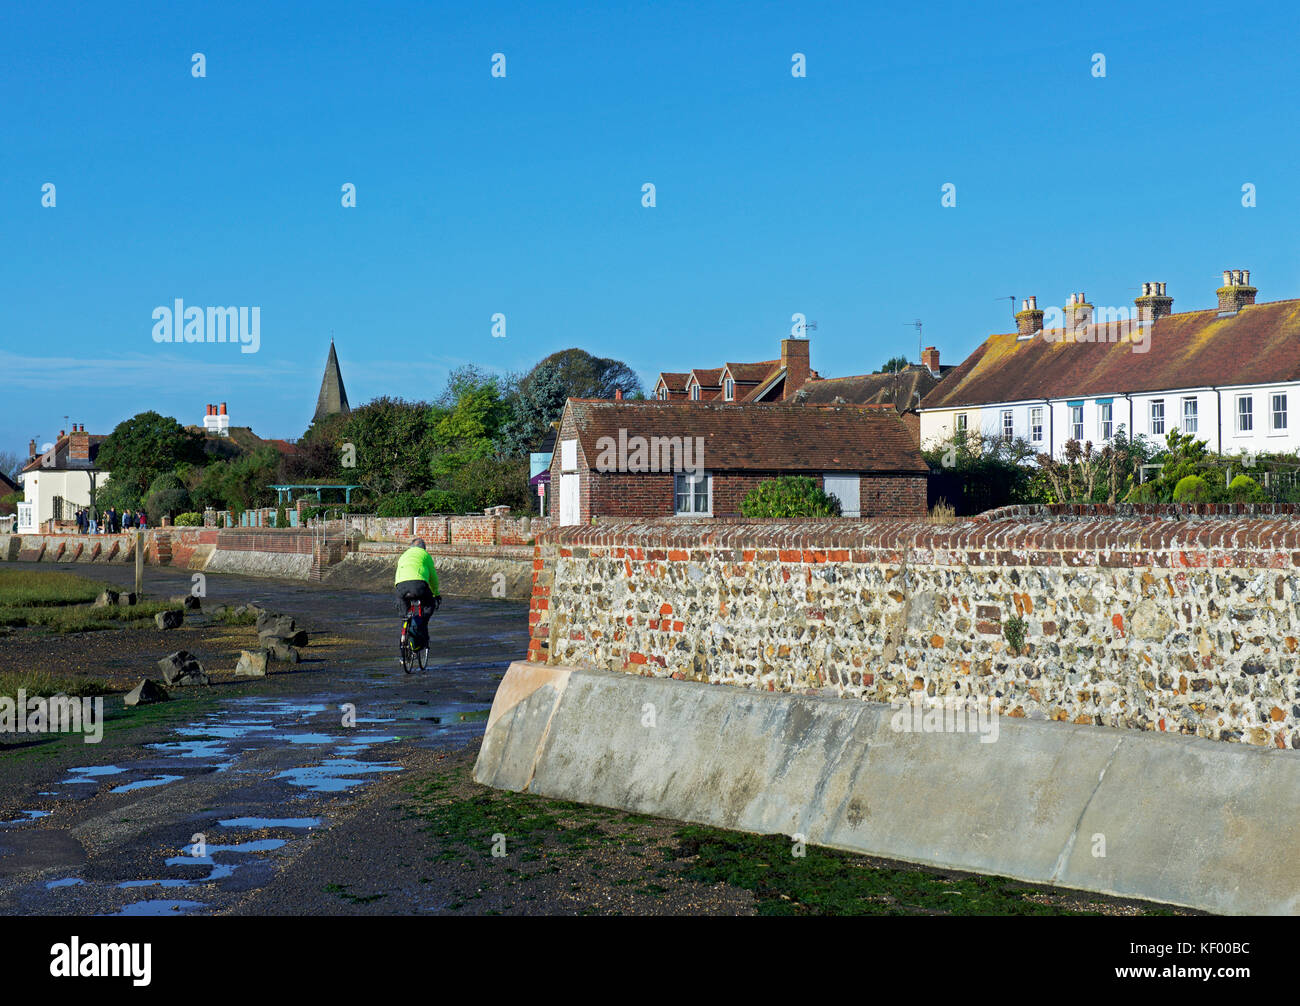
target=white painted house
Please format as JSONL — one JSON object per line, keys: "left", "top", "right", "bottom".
{"left": 17, "top": 426, "right": 110, "bottom": 531}
{"left": 918, "top": 271, "right": 1300, "bottom": 459}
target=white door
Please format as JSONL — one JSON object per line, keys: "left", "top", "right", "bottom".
{"left": 823, "top": 474, "right": 860, "bottom": 517}
{"left": 559, "top": 473, "right": 580, "bottom": 526}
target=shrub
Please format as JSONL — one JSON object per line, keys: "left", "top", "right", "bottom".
{"left": 1003, "top": 613, "right": 1027, "bottom": 654}
{"left": 376, "top": 493, "right": 422, "bottom": 518}
{"left": 1226, "top": 474, "right": 1266, "bottom": 504}
{"left": 740, "top": 476, "right": 842, "bottom": 519}
{"left": 1172, "top": 474, "right": 1211, "bottom": 503}
{"left": 173, "top": 512, "right": 202, "bottom": 526}
{"left": 274, "top": 505, "right": 288, "bottom": 528}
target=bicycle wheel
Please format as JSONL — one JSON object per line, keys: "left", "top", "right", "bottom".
{"left": 400, "top": 621, "right": 414, "bottom": 674}
{"left": 417, "top": 643, "right": 429, "bottom": 670}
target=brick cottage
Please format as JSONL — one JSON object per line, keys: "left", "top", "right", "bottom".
{"left": 549, "top": 399, "right": 928, "bottom": 523}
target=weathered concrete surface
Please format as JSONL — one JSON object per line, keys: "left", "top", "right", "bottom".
{"left": 204, "top": 549, "right": 312, "bottom": 580}
{"left": 322, "top": 551, "right": 533, "bottom": 600}
{"left": 475, "top": 661, "right": 1300, "bottom": 916}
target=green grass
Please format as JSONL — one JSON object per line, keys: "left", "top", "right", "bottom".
{"left": 405, "top": 761, "right": 1178, "bottom": 917}
{"left": 0, "top": 670, "right": 112, "bottom": 698}
{"left": 0, "top": 569, "right": 107, "bottom": 607}
{"left": 211, "top": 608, "right": 257, "bottom": 626}
{"left": 0, "top": 598, "right": 183, "bottom": 633}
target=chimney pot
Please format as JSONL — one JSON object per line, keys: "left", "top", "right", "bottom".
{"left": 1243, "top": 270, "right": 1250, "bottom": 286}
{"left": 220, "top": 402, "right": 227, "bottom": 415}
{"left": 1217, "top": 269, "right": 1256, "bottom": 312}
{"left": 1223, "top": 270, "right": 1233, "bottom": 286}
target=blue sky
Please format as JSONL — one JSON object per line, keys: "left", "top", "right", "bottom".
{"left": 3, "top": 0, "right": 1297, "bottom": 457}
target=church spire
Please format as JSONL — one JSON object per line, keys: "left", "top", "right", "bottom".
{"left": 314, "top": 340, "right": 350, "bottom": 423}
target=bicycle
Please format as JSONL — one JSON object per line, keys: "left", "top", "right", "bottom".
{"left": 399, "top": 600, "right": 430, "bottom": 673}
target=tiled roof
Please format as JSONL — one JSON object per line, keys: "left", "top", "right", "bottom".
{"left": 723, "top": 360, "right": 781, "bottom": 383}
{"left": 797, "top": 369, "right": 941, "bottom": 411}
{"left": 920, "top": 299, "right": 1300, "bottom": 410}
{"left": 20, "top": 434, "right": 107, "bottom": 473}
{"left": 561, "top": 399, "right": 927, "bottom": 473}
{"left": 656, "top": 372, "right": 690, "bottom": 391}
{"left": 689, "top": 368, "right": 723, "bottom": 388}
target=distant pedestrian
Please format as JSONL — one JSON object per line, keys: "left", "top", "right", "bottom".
{"left": 122, "top": 509, "right": 133, "bottom": 531}
{"left": 88, "top": 511, "right": 97, "bottom": 534}
{"left": 137, "top": 511, "right": 147, "bottom": 530}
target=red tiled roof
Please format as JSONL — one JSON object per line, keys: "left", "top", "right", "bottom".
{"left": 656, "top": 372, "right": 689, "bottom": 390}
{"left": 920, "top": 299, "right": 1300, "bottom": 410}
{"left": 723, "top": 360, "right": 781, "bottom": 383}
{"left": 689, "top": 368, "right": 723, "bottom": 388}
{"left": 797, "top": 369, "right": 941, "bottom": 411}
{"left": 561, "top": 399, "right": 927, "bottom": 473}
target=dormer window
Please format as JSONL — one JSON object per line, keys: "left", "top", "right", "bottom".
{"left": 690, "top": 384, "right": 700, "bottom": 401}
{"left": 724, "top": 378, "right": 734, "bottom": 400}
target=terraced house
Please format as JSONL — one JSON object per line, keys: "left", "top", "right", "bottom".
{"left": 918, "top": 270, "right": 1300, "bottom": 458}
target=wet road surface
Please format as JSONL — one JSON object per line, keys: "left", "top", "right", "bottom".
{"left": 0, "top": 563, "right": 528, "bottom": 915}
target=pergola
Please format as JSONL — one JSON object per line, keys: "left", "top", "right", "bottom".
{"left": 269, "top": 484, "right": 364, "bottom": 505}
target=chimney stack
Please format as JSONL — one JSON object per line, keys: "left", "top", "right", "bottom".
{"left": 69, "top": 426, "right": 90, "bottom": 467}
{"left": 921, "top": 346, "right": 941, "bottom": 376}
{"left": 1015, "top": 296, "right": 1044, "bottom": 336}
{"left": 614, "top": 388, "right": 623, "bottom": 400}
{"left": 28, "top": 439, "right": 36, "bottom": 461}
{"left": 1064, "top": 292, "right": 1093, "bottom": 330}
{"left": 780, "top": 337, "right": 811, "bottom": 400}
{"left": 1217, "top": 269, "right": 1257, "bottom": 314}
{"left": 220, "top": 402, "right": 227, "bottom": 415}
{"left": 1135, "top": 281, "right": 1174, "bottom": 322}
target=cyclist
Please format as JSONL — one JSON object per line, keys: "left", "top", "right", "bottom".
{"left": 394, "top": 537, "right": 441, "bottom": 650}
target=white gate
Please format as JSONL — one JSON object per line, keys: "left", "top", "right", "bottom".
{"left": 559, "top": 474, "right": 580, "bottom": 526}
{"left": 823, "top": 474, "right": 860, "bottom": 517}
{"left": 16, "top": 502, "right": 35, "bottom": 533}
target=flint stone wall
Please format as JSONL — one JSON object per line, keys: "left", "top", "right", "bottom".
{"left": 528, "top": 508, "right": 1300, "bottom": 749}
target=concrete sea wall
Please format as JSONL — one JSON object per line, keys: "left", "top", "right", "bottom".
{"left": 476, "top": 661, "right": 1300, "bottom": 915}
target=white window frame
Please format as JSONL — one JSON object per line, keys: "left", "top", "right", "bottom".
{"left": 674, "top": 471, "right": 711, "bottom": 515}
{"left": 689, "top": 383, "right": 700, "bottom": 401}
{"left": 955, "top": 413, "right": 968, "bottom": 433}
{"left": 1271, "top": 392, "right": 1287, "bottom": 433}
{"left": 1181, "top": 396, "right": 1198, "bottom": 434}
{"left": 656, "top": 386, "right": 668, "bottom": 400}
{"left": 1149, "top": 399, "right": 1165, "bottom": 436}
{"left": 1070, "top": 404, "right": 1083, "bottom": 442}
{"left": 1029, "top": 406, "right": 1044, "bottom": 443}
{"left": 724, "top": 377, "right": 734, "bottom": 401}
{"left": 1236, "top": 395, "right": 1254, "bottom": 434}
{"left": 1001, "top": 409, "right": 1013, "bottom": 441}
{"left": 1099, "top": 402, "right": 1113, "bottom": 440}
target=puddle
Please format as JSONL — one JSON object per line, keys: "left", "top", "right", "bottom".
{"left": 111, "top": 775, "right": 183, "bottom": 793}
{"left": 62, "top": 766, "right": 126, "bottom": 784}
{"left": 165, "top": 839, "right": 287, "bottom": 864}
{"left": 219, "top": 817, "right": 320, "bottom": 829}
{"left": 276, "top": 759, "right": 402, "bottom": 793}
{"left": 113, "top": 899, "right": 205, "bottom": 916}
{"left": 46, "top": 877, "right": 83, "bottom": 889}
{"left": 1, "top": 810, "right": 51, "bottom": 825}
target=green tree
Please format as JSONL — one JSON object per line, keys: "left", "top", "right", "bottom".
{"left": 877, "top": 355, "right": 910, "bottom": 374}
{"left": 1127, "top": 430, "right": 1222, "bottom": 503}
{"left": 144, "top": 472, "right": 192, "bottom": 524}
{"left": 340, "top": 396, "right": 440, "bottom": 496}
{"left": 741, "top": 476, "right": 842, "bottom": 518}
{"left": 97, "top": 412, "right": 203, "bottom": 499}
{"left": 523, "top": 348, "right": 641, "bottom": 401}
{"left": 498, "top": 360, "right": 567, "bottom": 458}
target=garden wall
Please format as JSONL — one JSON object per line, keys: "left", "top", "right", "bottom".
{"left": 527, "top": 506, "right": 1300, "bottom": 749}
